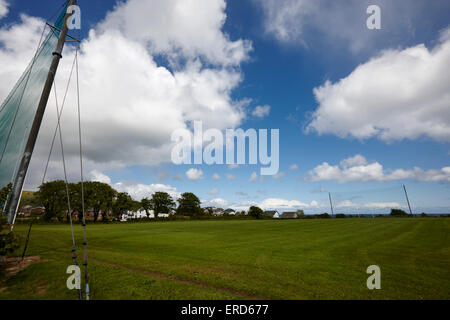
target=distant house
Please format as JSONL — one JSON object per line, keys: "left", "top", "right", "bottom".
{"left": 212, "top": 208, "right": 225, "bottom": 216}
{"left": 19, "top": 206, "right": 45, "bottom": 217}
{"left": 224, "top": 208, "right": 236, "bottom": 216}
{"left": 124, "top": 209, "right": 147, "bottom": 220}
{"left": 264, "top": 210, "right": 280, "bottom": 218}
{"left": 280, "top": 212, "right": 298, "bottom": 219}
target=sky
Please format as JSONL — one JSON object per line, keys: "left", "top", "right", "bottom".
{"left": 0, "top": 0, "right": 449, "bottom": 214}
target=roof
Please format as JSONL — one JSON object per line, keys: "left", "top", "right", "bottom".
{"left": 280, "top": 212, "right": 298, "bottom": 219}
{"left": 264, "top": 210, "right": 278, "bottom": 215}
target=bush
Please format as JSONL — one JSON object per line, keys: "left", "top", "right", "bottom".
{"left": 390, "top": 209, "right": 408, "bottom": 217}
{"left": 0, "top": 217, "right": 20, "bottom": 258}
{"left": 335, "top": 214, "right": 346, "bottom": 218}
{"left": 248, "top": 206, "right": 264, "bottom": 219}
{"left": 315, "top": 213, "right": 331, "bottom": 219}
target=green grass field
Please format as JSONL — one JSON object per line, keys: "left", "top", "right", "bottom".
{"left": 1, "top": 218, "right": 449, "bottom": 300}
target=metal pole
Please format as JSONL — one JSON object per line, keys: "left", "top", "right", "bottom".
{"left": 21, "top": 220, "right": 34, "bottom": 262}
{"left": 403, "top": 184, "right": 413, "bottom": 216}
{"left": 329, "top": 192, "right": 334, "bottom": 217}
{"left": 6, "top": 0, "right": 77, "bottom": 226}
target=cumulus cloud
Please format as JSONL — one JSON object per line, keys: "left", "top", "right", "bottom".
{"left": 307, "top": 30, "right": 450, "bottom": 142}
{"left": 258, "top": 198, "right": 320, "bottom": 211}
{"left": 99, "top": 0, "right": 252, "bottom": 66}
{"left": 308, "top": 155, "right": 450, "bottom": 183}
{"left": 87, "top": 171, "right": 179, "bottom": 200}
{"left": 89, "top": 170, "right": 112, "bottom": 184}
{"left": 203, "top": 198, "right": 228, "bottom": 208}
{"left": 186, "top": 168, "right": 203, "bottom": 180}
{"left": 252, "top": 105, "right": 271, "bottom": 118}
{"left": 0, "top": 0, "right": 8, "bottom": 19}
{"left": 254, "top": 0, "right": 450, "bottom": 54}
{"left": 336, "top": 200, "right": 403, "bottom": 209}
{"left": 364, "top": 202, "right": 402, "bottom": 209}
{"left": 0, "top": 0, "right": 252, "bottom": 189}
{"left": 113, "top": 181, "right": 180, "bottom": 201}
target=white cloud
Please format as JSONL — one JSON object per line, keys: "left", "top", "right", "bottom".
{"left": 256, "top": 0, "right": 312, "bottom": 43}
{"left": 0, "top": 0, "right": 8, "bottom": 19}
{"left": 308, "top": 155, "right": 450, "bottom": 183}
{"left": 186, "top": 168, "right": 203, "bottom": 181}
{"left": 249, "top": 172, "right": 258, "bottom": 182}
{"left": 86, "top": 171, "right": 179, "bottom": 201}
{"left": 254, "top": 0, "right": 450, "bottom": 54}
{"left": 208, "top": 188, "right": 219, "bottom": 195}
{"left": 340, "top": 155, "right": 367, "bottom": 168}
{"left": 252, "top": 105, "right": 271, "bottom": 118}
{"left": 113, "top": 181, "right": 180, "bottom": 201}
{"left": 336, "top": 200, "right": 402, "bottom": 209}
{"left": 336, "top": 200, "right": 359, "bottom": 208}
{"left": 364, "top": 202, "right": 402, "bottom": 209}
{"left": 289, "top": 164, "right": 299, "bottom": 171}
{"left": 307, "top": 31, "right": 450, "bottom": 142}
{"left": 212, "top": 173, "right": 221, "bottom": 180}
{"left": 225, "top": 173, "right": 236, "bottom": 180}
{"left": 0, "top": 0, "right": 252, "bottom": 189}
{"left": 203, "top": 198, "right": 228, "bottom": 208}
{"left": 89, "top": 170, "right": 112, "bottom": 184}
{"left": 99, "top": 0, "right": 252, "bottom": 66}
{"left": 258, "top": 198, "right": 320, "bottom": 211}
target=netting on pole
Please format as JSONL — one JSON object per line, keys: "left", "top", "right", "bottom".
{"left": 0, "top": 10, "right": 66, "bottom": 208}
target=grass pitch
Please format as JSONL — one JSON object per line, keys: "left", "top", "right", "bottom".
{"left": 1, "top": 218, "right": 449, "bottom": 300}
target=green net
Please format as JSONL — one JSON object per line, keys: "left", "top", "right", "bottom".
{"left": 0, "top": 8, "right": 67, "bottom": 210}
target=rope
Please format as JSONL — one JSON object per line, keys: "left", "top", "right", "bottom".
{"left": 75, "top": 49, "right": 90, "bottom": 300}
{"left": 41, "top": 54, "right": 77, "bottom": 184}
{"left": 52, "top": 73, "right": 82, "bottom": 301}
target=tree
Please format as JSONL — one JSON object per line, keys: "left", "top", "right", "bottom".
{"left": 141, "top": 197, "right": 152, "bottom": 218}
{"left": 84, "top": 182, "right": 116, "bottom": 222}
{"left": 18, "top": 191, "right": 42, "bottom": 212}
{"left": 1, "top": 184, "right": 18, "bottom": 257}
{"left": 0, "top": 183, "right": 12, "bottom": 209}
{"left": 149, "top": 192, "right": 175, "bottom": 219}
{"left": 248, "top": 206, "right": 264, "bottom": 219}
{"left": 296, "top": 209, "right": 305, "bottom": 218}
{"left": 177, "top": 192, "right": 202, "bottom": 216}
{"left": 37, "top": 180, "right": 68, "bottom": 222}
{"left": 0, "top": 215, "right": 19, "bottom": 258}
{"left": 112, "top": 192, "right": 134, "bottom": 219}
{"left": 315, "top": 213, "right": 331, "bottom": 219}
{"left": 390, "top": 209, "right": 408, "bottom": 217}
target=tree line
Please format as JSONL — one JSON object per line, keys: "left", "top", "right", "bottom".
{"left": 3, "top": 180, "right": 205, "bottom": 222}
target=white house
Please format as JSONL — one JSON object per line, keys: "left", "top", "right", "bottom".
{"left": 121, "top": 209, "right": 174, "bottom": 221}
{"left": 264, "top": 210, "right": 280, "bottom": 218}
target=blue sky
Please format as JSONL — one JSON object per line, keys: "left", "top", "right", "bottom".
{"left": 1, "top": 0, "right": 449, "bottom": 213}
